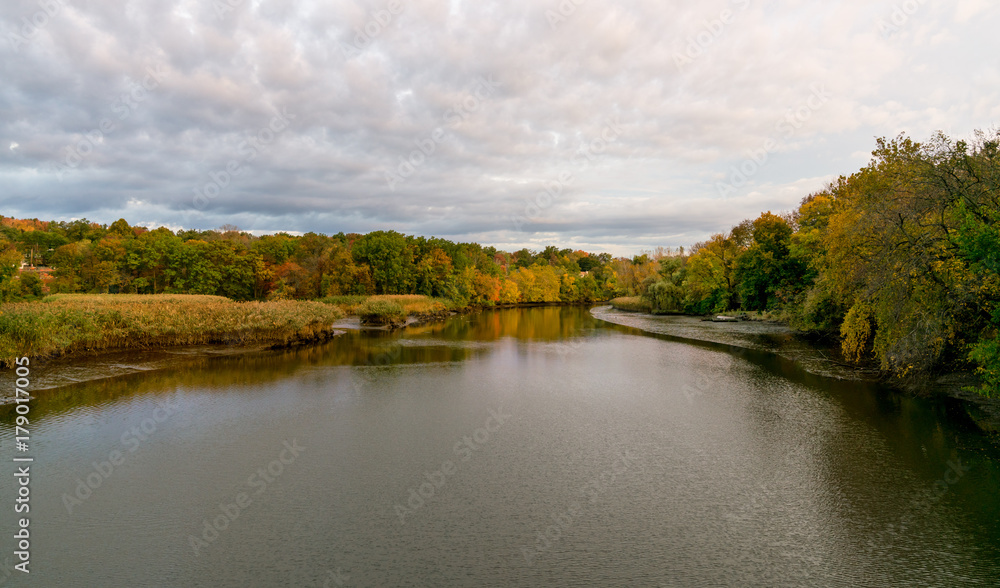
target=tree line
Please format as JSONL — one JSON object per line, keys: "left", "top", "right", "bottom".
{"left": 0, "top": 219, "right": 664, "bottom": 306}
{"left": 636, "top": 130, "right": 999, "bottom": 396}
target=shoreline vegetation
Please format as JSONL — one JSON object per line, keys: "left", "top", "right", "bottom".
{"left": 609, "top": 296, "right": 652, "bottom": 313}
{"left": 1, "top": 129, "right": 997, "bottom": 395}
{"left": 0, "top": 294, "right": 344, "bottom": 367}
{"left": 610, "top": 130, "right": 1000, "bottom": 398}
{"left": 0, "top": 293, "right": 603, "bottom": 366}
{"left": 323, "top": 294, "right": 451, "bottom": 327}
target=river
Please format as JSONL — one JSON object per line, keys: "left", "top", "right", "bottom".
{"left": 1, "top": 306, "right": 998, "bottom": 587}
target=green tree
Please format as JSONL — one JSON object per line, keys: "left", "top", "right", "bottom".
{"left": 734, "top": 212, "right": 799, "bottom": 311}
{"left": 415, "top": 248, "right": 454, "bottom": 297}
{"left": 351, "top": 231, "right": 414, "bottom": 294}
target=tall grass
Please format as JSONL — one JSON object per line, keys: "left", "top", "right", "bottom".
{"left": 320, "top": 294, "right": 452, "bottom": 316}
{"left": 0, "top": 294, "right": 344, "bottom": 366}
{"left": 356, "top": 299, "right": 406, "bottom": 325}
{"left": 609, "top": 296, "right": 652, "bottom": 313}
{"left": 319, "top": 295, "right": 368, "bottom": 308}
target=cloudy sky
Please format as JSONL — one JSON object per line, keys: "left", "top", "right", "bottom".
{"left": 2, "top": 0, "right": 998, "bottom": 255}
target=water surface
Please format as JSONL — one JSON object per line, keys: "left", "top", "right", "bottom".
{"left": 1, "top": 306, "right": 998, "bottom": 587}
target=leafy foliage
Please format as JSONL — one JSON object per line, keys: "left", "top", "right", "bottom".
{"left": 629, "top": 129, "right": 1000, "bottom": 395}
{"left": 0, "top": 217, "right": 624, "bottom": 305}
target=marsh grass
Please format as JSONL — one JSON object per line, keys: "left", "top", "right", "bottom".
{"left": 319, "top": 295, "right": 368, "bottom": 309}
{"left": 609, "top": 296, "right": 652, "bottom": 313}
{"left": 0, "top": 294, "right": 344, "bottom": 366}
{"left": 356, "top": 299, "right": 407, "bottom": 326}
{"left": 321, "top": 294, "right": 452, "bottom": 316}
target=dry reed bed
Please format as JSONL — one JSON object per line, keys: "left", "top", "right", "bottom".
{"left": 0, "top": 294, "right": 344, "bottom": 366}
{"left": 609, "top": 296, "right": 653, "bottom": 313}
{"left": 320, "top": 294, "right": 451, "bottom": 316}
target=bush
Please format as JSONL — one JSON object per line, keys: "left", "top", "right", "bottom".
{"left": 647, "top": 280, "right": 685, "bottom": 314}
{"left": 19, "top": 273, "right": 43, "bottom": 298}
{"left": 968, "top": 323, "right": 1000, "bottom": 398}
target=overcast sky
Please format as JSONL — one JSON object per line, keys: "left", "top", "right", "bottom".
{"left": 2, "top": 0, "right": 998, "bottom": 255}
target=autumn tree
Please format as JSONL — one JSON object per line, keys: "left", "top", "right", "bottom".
{"left": 351, "top": 231, "right": 414, "bottom": 294}
{"left": 733, "top": 212, "right": 808, "bottom": 311}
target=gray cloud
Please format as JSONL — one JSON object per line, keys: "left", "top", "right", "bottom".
{"left": 1, "top": 0, "right": 997, "bottom": 256}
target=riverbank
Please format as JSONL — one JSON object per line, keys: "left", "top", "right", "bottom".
{"left": 0, "top": 294, "right": 345, "bottom": 367}
{"left": 594, "top": 305, "right": 862, "bottom": 377}
{"left": 0, "top": 301, "right": 585, "bottom": 395}
{"left": 326, "top": 295, "right": 607, "bottom": 328}
{"left": 0, "top": 293, "right": 607, "bottom": 369}
{"left": 609, "top": 296, "right": 652, "bottom": 313}
{"left": 321, "top": 294, "right": 453, "bottom": 318}
{"left": 591, "top": 305, "right": 1000, "bottom": 440}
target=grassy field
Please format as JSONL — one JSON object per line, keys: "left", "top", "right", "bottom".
{"left": 0, "top": 294, "right": 344, "bottom": 366}
{"left": 609, "top": 296, "right": 653, "bottom": 313}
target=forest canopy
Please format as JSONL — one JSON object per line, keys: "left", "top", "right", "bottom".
{"left": 0, "top": 218, "right": 638, "bottom": 306}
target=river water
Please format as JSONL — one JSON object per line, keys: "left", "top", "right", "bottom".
{"left": 1, "top": 306, "right": 998, "bottom": 587}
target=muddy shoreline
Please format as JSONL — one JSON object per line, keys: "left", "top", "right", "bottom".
{"left": 591, "top": 306, "right": 1000, "bottom": 441}
{"left": 0, "top": 305, "right": 482, "bottom": 397}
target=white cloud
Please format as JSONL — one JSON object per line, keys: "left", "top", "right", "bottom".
{"left": 0, "top": 0, "right": 997, "bottom": 254}
{"left": 955, "top": 0, "right": 990, "bottom": 23}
